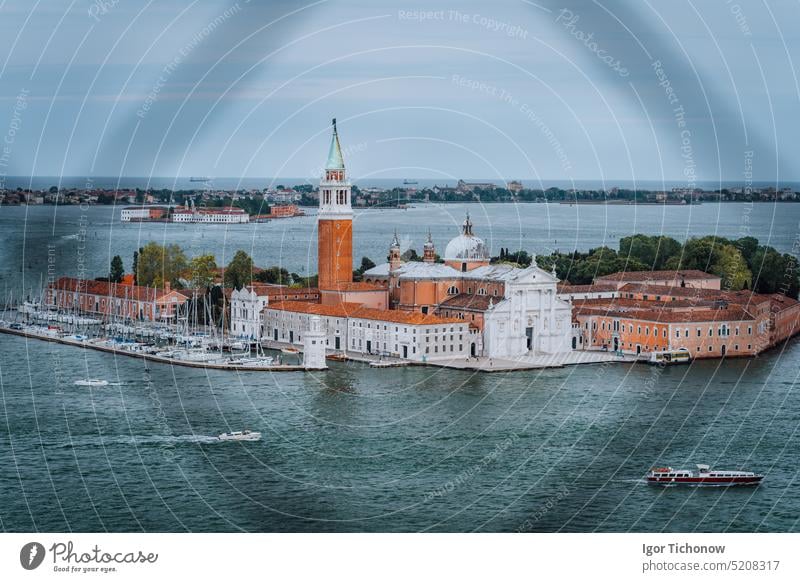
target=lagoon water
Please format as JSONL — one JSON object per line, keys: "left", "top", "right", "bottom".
{"left": 1, "top": 202, "right": 799, "bottom": 532}
{"left": 1, "top": 202, "right": 799, "bottom": 298}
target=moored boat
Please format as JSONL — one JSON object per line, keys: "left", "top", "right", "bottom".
{"left": 648, "top": 347, "right": 691, "bottom": 365}
{"left": 646, "top": 464, "right": 763, "bottom": 486}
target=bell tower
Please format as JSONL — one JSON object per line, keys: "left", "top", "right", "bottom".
{"left": 389, "top": 231, "right": 402, "bottom": 273}
{"left": 423, "top": 229, "right": 436, "bottom": 263}
{"left": 317, "top": 118, "right": 353, "bottom": 291}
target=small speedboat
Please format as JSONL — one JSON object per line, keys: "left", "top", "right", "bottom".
{"left": 74, "top": 379, "right": 109, "bottom": 387}
{"left": 646, "top": 464, "right": 763, "bottom": 486}
{"left": 218, "top": 430, "right": 262, "bottom": 442}
{"left": 281, "top": 347, "right": 300, "bottom": 354}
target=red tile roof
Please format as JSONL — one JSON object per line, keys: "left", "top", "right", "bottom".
{"left": 573, "top": 302, "right": 756, "bottom": 323}
{"left": 438, "top": 293, "right": 495, "bottom": 311}
{"left": 51, "top": 277, "right": 168, "bottom": 302}
{"left": 557, "top": 283, "right": 618, "bottom": 293}
{"left": 248, "top": 284, "right": 319, "bottom": 297}
{"left": 596, "top": 269, "right": 719, "bottom": 282}
{"left": 325, "top": 282, "right": 387, "bottom": 292}
{"left": 267, "top": 301, "right": 464, "bottom": 326}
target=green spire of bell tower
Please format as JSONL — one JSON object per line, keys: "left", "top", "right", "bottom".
{"left": 325, "top": 118, "right": 345, "bottom": 171}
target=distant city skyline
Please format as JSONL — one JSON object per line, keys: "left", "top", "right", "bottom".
{"left": 1, "top": 0, "right": 799, "bottom": 184}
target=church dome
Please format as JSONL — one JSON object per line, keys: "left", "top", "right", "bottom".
{"left": 444, "top": 214, "right": 490, "bottom": 261}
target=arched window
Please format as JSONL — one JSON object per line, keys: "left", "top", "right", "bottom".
{"left": 477, "top": 288, "right": 487, "bottom": 295}
{"left": 447, "top": 286, "right": 459, "bottom": 295}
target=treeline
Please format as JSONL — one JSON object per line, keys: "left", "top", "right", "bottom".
{"left": 491, "top": 235, "right": 799, "bottom": 298}
{"left": 99, "top": 243, "right": 379, "bottom": 292}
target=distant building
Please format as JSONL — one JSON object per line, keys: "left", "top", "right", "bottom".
{"left": 268, "top": 204, "right": 302, "bottom": 218}
{"left": 121, "top": 207, "right": 167, "bottom": 222}
{"left": 508, "top": 180, "right": 524, "bottom": 193}
{"left": 457, "top": 179, "right": 496, "bottom": 193}
{"left": 171, "top": 205, "right": 249, "bottom": 223}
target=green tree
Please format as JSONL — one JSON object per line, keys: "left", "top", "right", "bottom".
{"left": 619, "top": 234, "right": 681, "bottom": 270}
{"left": 664, "top": 237, "right": 751, "bottom": 291}
{"left": 109, "top": 255, "right": 124, "bottom": 283}
{"left": 189, "top": 254, "right": 217, "bottom": 289}
{"left": 224, "top": 250, "right": 254, "bottom": 290}
{"left": 254, "top": 266, "right": 293, "bottom": 285}
{"left": 136, "top": 242, "right": 188, "bottom": 288}
{"left": 735, "top": 236, "right": 760, "bottom": 268}
{"left": 715, "top": 245, "right": 751, "bottom": 290}
{"left": 750, "top": 247, "right": 800, "bottom": 297}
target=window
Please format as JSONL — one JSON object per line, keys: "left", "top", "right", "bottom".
{"left": 477, "top": 288, "right": 487, "bottom": 295}
{"left": 447, "top": 286, "right": 459, "bottom": 295}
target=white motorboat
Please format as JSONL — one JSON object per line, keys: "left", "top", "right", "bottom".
{"left": 231, "top": 356, "right": 274, "bottom": 368}
{"left": 218, "top": 430, "right": 262, "bottom": 442}
{"left": 74, "top": 379, "right": 109, "bottom": 387}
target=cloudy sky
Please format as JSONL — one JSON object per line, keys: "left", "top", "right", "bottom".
{"left": 1, "top": 0, "right": 798, "bottom": 186}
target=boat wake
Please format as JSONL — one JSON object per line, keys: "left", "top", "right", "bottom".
{"left": 47, "top": 434, "right": 224, "bottom": 448}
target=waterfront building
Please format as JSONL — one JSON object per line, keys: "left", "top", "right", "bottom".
{"left": 230, "top": 285, "right": 319, "bottom": 339}
{"left": 170, "top": 200, "right": 250, "bottom": 223}
{"left": 47, "top": 277, "right": 189, "bottom": 321}
{"left": 268, "top": 204, "right": 303, "bottom": 218}
{"left": 363, "top": 217, "right": 574, "bottom": 359}
{"left": 572, "top": 284, "right": 800, "bottom": 358}
{"left": 120, "top": 207, "right": 167, "bottom": 221}
{"left": 263, "top": 301, "right": 469, "bottom": 362}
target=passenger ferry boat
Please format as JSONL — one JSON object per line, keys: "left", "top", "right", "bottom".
{"left": 648, "top": 347, "right": 691, "bottom": 365}
{"left": 646, "top": 464, "right": 763, "bottom": 486}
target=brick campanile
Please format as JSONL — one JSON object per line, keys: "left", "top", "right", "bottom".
{"left": 317, "top": 118, "right": 353, "bottom": 291}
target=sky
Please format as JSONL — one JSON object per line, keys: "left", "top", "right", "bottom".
{"left": 1, "top": 0, "right": 799, "bottom": 186}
